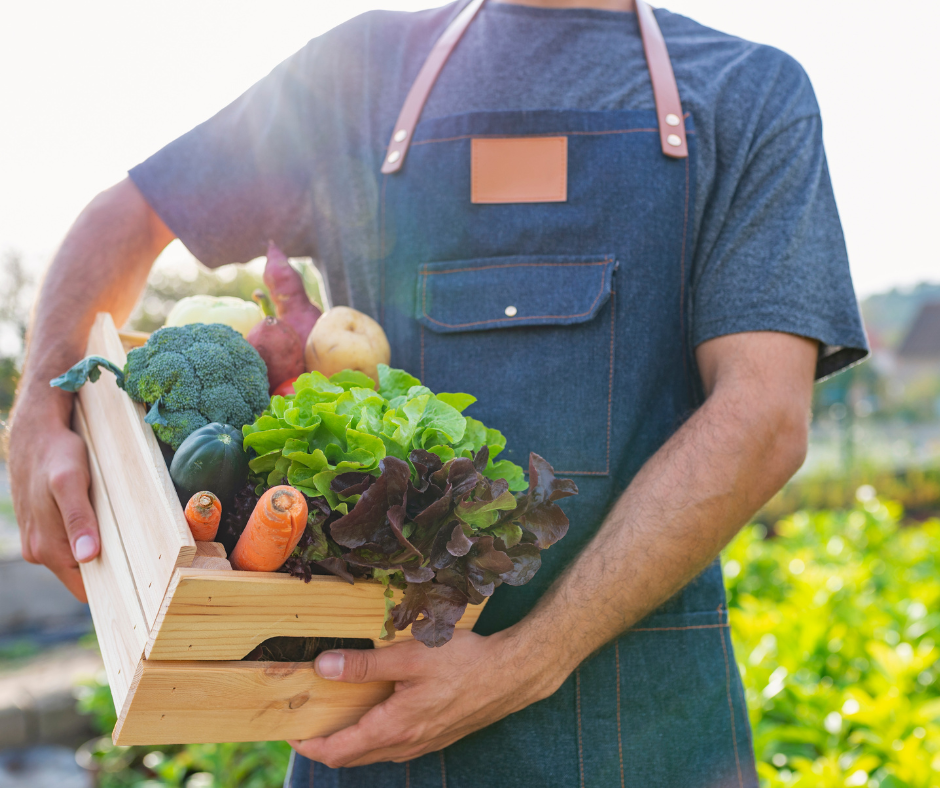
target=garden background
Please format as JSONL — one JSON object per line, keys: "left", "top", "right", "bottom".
{"left": 1, "top": 245, "right": 938, "bottom": 788}
{"left": 1, "top": 0, "right": 939, "bottom": 786}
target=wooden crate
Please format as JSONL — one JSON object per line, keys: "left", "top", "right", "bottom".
{"left": 76, "top": 313, "right": 485, "bottom": 746}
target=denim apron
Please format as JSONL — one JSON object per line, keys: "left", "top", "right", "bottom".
{"left": 290, "top": 2, "right": 757, "bottom": 786}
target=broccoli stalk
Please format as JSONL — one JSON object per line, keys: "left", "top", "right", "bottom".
{"left": 50, "top": 356, "right": 125, "bottom": 391}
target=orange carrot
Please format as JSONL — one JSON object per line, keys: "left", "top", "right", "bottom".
{"left": 231, "top": 485, "right": 307, "bottom": 572}
{"left": 184, "top": 491, "right": 222, "bottom": 541}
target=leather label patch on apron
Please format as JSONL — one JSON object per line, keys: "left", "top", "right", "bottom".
{"left": 471, "top": 136, "right": 567, "bottom": 204}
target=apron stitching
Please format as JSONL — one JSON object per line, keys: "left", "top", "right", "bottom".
{"left": 679, "top": 153, "right": 690, "bottom": 400}
{"left": 380, "top": 174, "right": 388, "bottom": 327}
{"left": 605, "top": 289, "right": 616, "bottom": 476}
{"left": 555, "top": 470, "right": 609, "bottom": 476}
{"left": 420, "top": 324, "right": 426, "bottom": 382}
{"left": 718, "top": 604, "right": 745, "bottom": 788}
{"left": 420, "top": 271, "right": 428, "bottom": 381}
{"left": 630, "top": 622, "right": 729, "bottom": 632}
{"left": 420, "top": 261, "right": 610, "bottom": 329}
{"left": 575, "top": 667, "right": 585, "bottom": 788}
{"left": 411, "top": 127, "right": 697, "bottom": 146}
{"left": 439, "top": 750, "right": 448, "bottom": 788}
{"left": 309, "top": 756, "right": 315, "bottom": 788}
{"left": 405, "top": 760, "right": 411, "bottom": 788}
{"left": 424, "top": 260, "right": 610, "bottom": 275}
{"left": 725, "top": 599, "right": 759, "bottom": 775}
{"left": 615, "top": 640, "right": 625, "bottom": 788}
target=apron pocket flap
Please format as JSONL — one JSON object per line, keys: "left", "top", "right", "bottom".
{"left": 416, "top": 254, "right": 617, "bottom": 334}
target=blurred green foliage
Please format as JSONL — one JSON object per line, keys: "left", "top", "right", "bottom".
{"left": 0, "top": 249, "right": 32, "bottom": 415}
{"left": 726, "top": 499, "right": 940, "bottom": 787}
{"left": 760, "top": 469, "right": 940, "bottom": 524}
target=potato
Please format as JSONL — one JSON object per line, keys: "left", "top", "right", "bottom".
{"left": 304, "top": 306, "right": 390, "bottom": 382}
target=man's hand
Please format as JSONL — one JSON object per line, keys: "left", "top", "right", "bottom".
{"left": 9, "top": 403, "right": 99, "bottom": 601}
{"left": 9, "top": 177, "right": 174, "bottom": 601}
{"left": 289, "top": 629, "right": 560, "bottom": 768}
{"left": 290, "top": 331, "right": 816, "bottom": 768}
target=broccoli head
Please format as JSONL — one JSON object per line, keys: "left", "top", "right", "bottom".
{"left": 123, "top": 323, "right": 269, "bottom": 450}
{"left": 151, "top": 409, "right": 209, "bottom": 449}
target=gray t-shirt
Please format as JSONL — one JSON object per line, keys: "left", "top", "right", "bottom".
{"left": 130, "top": 1, "right": 868, "bottom": 378}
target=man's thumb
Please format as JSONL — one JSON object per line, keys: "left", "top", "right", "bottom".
{"left": 314, "top": 649, "right": 399, "bottom": 683}
{"left": 49, "top": 465, "right": 100, "bottom": 563}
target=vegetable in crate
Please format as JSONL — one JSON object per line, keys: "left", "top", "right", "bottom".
{"left": 170, "top": 423, "right": 249, "bottom": 507}
{"left": 247, "top": 290, "right": 306, "bottom": 393}
{"left": 264, "top": 242, "right": 321, "bottom": 342}
{"left": 184, "top": 491, "right": 222, "bottom": 541}
{"left": 272, "top": 376, "right": 298, "bottom": 397}
{"left": 164, "top": 294, "right": 264, "bottom": 337}
{"left": 305, "top": 306, "right": 390, "bottom": 383}
{"left": 50, "top": 323, "right": 270, "bottom": 450}
{"left": 231, "top": 485, "right": 307, "bottom": 571}
{"left": 241, "top": 363, "right": 577, "bottom": 646}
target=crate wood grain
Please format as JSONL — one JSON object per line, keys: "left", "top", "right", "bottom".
{"left": 113, "top": 661, "right": 394, "bottom": 745}
{"left": 73, "top": 314, "right": 487, "bottom": 745}
{"left": 74, "top": 403, "right": 148, "bottom": 712}
{"left": 145, "top": 570, "right": 485, "bottom": 660}
{"left": 79, "top": 314, "right": 195, "bottom": 628}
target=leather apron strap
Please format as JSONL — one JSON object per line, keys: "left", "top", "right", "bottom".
{"left": 635, "top": 0, "right": 688, "bottom": 157}
{"left": 380, "top": 0, "right": 688, "bottom": 175}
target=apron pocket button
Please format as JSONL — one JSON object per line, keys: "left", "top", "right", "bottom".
{"left": 504, "top": 305, "right": 518, "bottom": 317}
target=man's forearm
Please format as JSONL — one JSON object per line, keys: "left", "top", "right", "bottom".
{"left": 17, "top": 178, "right": 173, "bottom": 415}
{"left": 507, "top": 334, "right": 816, "bottom": 690}
{"left": 9, "top": 178, "right": 175, "bottom": 597}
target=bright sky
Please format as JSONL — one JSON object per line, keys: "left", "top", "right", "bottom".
{"left": 2, "top": 0, "right": 938, "bottom": 298}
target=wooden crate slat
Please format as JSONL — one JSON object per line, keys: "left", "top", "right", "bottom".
{"left": 146, "top": 570, "right": 486, "bottom": 660}
{"left": 95, "top": 316, "right": 195, "bottom": 566}
{"left": 114, "top": 660, "right": 393, "bottom": 745}
{"left": 117, "top": 329, "right": 149, "bottom": 349}
{"left": 78, "top": 313, "right": 195, "bottom": 628}
{"left": 74, "top": 403, "right": 148, "bottom": 712}
{"left": 194, "top": 542, "right": 227, "bottom": 559}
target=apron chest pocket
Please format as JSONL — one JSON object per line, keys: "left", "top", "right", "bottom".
{"left": 416, "top": 254, "right": 617, "bottom": 476}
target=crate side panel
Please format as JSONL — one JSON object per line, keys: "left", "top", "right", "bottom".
{"left": 114, "top": 661, "right": 393, "bottom": 745}
{"left": 96, "top": 315, "right": 195, "bottom": 569}
{"left": 75, "top": 403, "right": 148, "bottom": 712}
{"left": 147, "top": 572, "right": 396, "bottom": 660}
{"left": 78, "top": 313, "right": 195, "bottom": 628}
{"left": 146, "top": 571, "right": 487, "bottom": 660}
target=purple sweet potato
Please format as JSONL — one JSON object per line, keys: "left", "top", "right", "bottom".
{"left": 247, "top": 297, "right": 306, "bottom": 393}
{"left": 264, "top": 242, "right": 321, "bottom": 344}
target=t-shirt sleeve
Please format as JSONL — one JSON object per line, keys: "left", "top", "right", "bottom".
{"left": 691, "top": 54, "right": 869, "bottom": 380}
{"left": 129, "top": 42, "right": 322, "bottom": 268}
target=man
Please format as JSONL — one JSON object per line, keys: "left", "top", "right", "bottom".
{"left": 10, "top": 0, "right": 867, "bottom": 785}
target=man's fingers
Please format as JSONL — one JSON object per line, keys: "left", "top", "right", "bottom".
{"left": 314, "top": 643, "right": 417, "bottom": 684}
{"left": 289, "top": 700, "right": 413, "bottom": 767}
{"left": 48, "top": 458, "right": 100, "bottom": 563}
{"left": 51, "top": 564, "right": 89, "bottom": 604}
